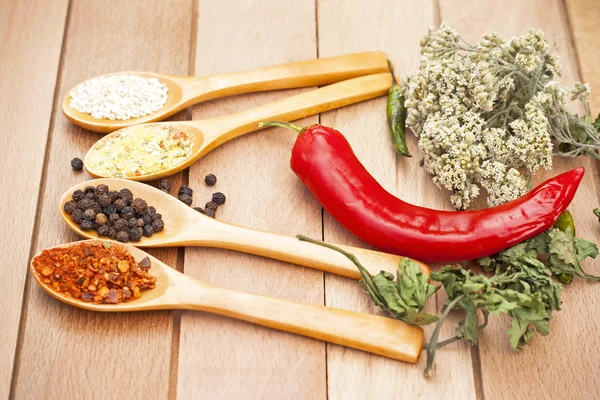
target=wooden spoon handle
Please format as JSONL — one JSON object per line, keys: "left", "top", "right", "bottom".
{"left": 178, "top": 51, "right": 389, "bottom": 103}
{"left": 181, "top": 218, "right": 429, "bottom": 278}
{"left": 190, "top": 285, "right": 423, "bottom": 363}
{"left": 195, "top": 73, "right": 392, "bottom": 155}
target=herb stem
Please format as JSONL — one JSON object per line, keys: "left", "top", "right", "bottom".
{"left": 424, "top": 294, "right": 465, "bottom": 378}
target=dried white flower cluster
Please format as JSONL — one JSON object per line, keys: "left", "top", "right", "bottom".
{"left": 404, "top": 25, "right": 600, "bottom": 209}
{"left": 70, "top": 75, "right": 168, "bottom": 120}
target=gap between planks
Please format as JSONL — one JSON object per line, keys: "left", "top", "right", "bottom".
{"left": 8, "top": 1, "right": 73, "bottom": 397}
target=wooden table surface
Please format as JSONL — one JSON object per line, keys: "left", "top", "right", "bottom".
{"left": 2, "top": 0, "right": 599, "bottom": 398}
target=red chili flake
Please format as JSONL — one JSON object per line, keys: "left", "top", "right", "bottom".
{"left": 32, "top": 242, "right": 156, "bottom": 304}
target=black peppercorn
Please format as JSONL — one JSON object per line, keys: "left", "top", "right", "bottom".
{"left": 76, "top": 198, "right": 94, "bottom": 210}
{"left": 204, "top": 174, "right": 217, "bottom": 186}
{"left": 145, "top": 206, "right": 156, "bottom": 217}
{"left": 116, "top": 231, "right": 130, "bottom": 242}
{"left": 72, "top": 189, "right": 85, "bottom": 202}
{"left": 142, "top": 214, "right": 152, "bottom": 226}
{"left": 178, "top": 185, "right": 193, "bottom": 196}
{"left": 128, "top": 217, "right": 138, "bottom": 228}
{"left": 63, "top": 201, "right": 76, "bottom": 215}
{"left": 179, "top": 194, "right": 193, "bottom": 206}
{"left": 84, "top": 186, "right": 96, "bottom": 196}
{"left": 114, "top": 198, "right": 127, "bottom": 211}
{"left": 71, "top": 157, "right": 84, "bottom": 171}
{"left": 103, "top": 205, "right": 117, "bottom": 216}
{"left": 212, "top": 192, "right": 226, "bottom": 205}
{"left": 159, "top": 179, "right": 172, "bottom": 192}
{"left": 114, "top": 218, "right": 128, "bottom": 232}
{"left": 152, "top": 219, "right": 165, "bottom": 232}
{"left": 136, "top": 218, "right": 145, "bottom": 227}
{"left": 107, "top": 226, "right": 118, "bottom": 239}
{"left": 95, "top": 213, "right": 108, "bottom": 225}
{"left": 193, "top": 207, "right": 204, "bottom": 214}
{"left": 97, "top": 194, "right": 111, "bottom": 207}
{"left": 118, "top": 188, "right": 133, "bottom": 203}
{"left": 109, "top": 190, "right": 119, "bottom": 202}
{"left": 71, "top": 209, "right": 85, "bottom": 224}
{"left": 205, "top": 201, "right": 218, "bottom": 211}
{"left": 109, "top": 213, "right": 120, "bottom": 225}
{"left": 131, "top": 198, "right": 147, "bottom": 214}
{"left": 142, "top": 225, "right": 154, "bottom": 237}
{"left": 90, "top": 202, "right": 103, "bottom": 214}
{"left": 121, "top": 206, "right": 135, "bottom": 219}
{"left": 129, "top": 228, "right": 142, "bottom": 242}
{"left": 80, "top": 220, "right": 94, "bottom": 231}
{"left": 204, "top": 208, "right": 216, "bottom": 218}
{"left": 96, "top": 184, "right": 109, "bottom": 194}
{"left": 83, "top": 209, "right": 97, "bottom": 221}
{"left": 97, "top": 225, "right": 109, "bottom": 237}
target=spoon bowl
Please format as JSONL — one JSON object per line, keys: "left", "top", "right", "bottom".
{"left": 82, "top": 73, "right": 393, "bottom": 181}
{"left": 30, "top": 239, "right": 424, "bottom": 363}
{"left": 60, "top": 178, "right": 430, "bottom": 280}
{"left": 62, "top": 52, "right": 390, "bottom": 133}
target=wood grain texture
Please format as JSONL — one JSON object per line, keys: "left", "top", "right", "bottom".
{"left": 177, "top": 1, "right": 326, "bottom": 399}
{"left": 566, "top": 0, "right": 600, "bottom": 112}
{"left": 318, "top": 0, "right": 477, "bottom": 398}
{"left": 0, "top": 0, "right": 68, "bottom": 397}
{"left": 439, "top": 0, "right": 600, "bottom": 398}
{"left": 11, "top": 1, "right": 191, "bottom": 399}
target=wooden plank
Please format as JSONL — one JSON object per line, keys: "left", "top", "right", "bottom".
{"left": 11, "top": 1, "right": 191, "bottom": 399}
{"left": 438, "top": 0, "right": 600, "bottom": 398}
{"left": 176, "top": 1, "right": 326, "bottom": 398}
{"left": 566, "top": 0, "right": 600, "bottom": 112}
{"left": 0, "top": 0, "right": 68, "bottom": 397}
{"left": 318, "top": 0, "right": 477, "bottom": 398}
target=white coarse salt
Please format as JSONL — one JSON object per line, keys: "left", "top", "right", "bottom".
{"left": 69, "top": 74, "right": 168, "bottom": 121}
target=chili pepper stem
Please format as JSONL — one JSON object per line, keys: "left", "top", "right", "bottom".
{"left": 386, "top": 59, "right": 398, "bottom": 86}
{"left": 259, "top": 121, "right": 304, "bottom": 133}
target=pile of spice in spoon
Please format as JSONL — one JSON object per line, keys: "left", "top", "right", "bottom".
{"left": 69, "top": 74, "right": 168, "bottom": 120}
{"left": 63, "top": 183, "right": 164, "bottom": 242}
{"left": 85, "top": 124, "right": 193, "bottom": 178}
{"left": 32, "top": 242, "right": 156, "bottom": 304}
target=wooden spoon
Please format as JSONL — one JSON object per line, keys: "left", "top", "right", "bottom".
{"left": 60, "top": 179, "right": 430, "bottom": 279}
{"left": 83, "top": 73, "right": 392, "bottom": 181}
{"left": 30, "top": 240, "right": 424, "bottom": 363}
{"left": 63, "top": 52, "right": 390, "bottom": 133}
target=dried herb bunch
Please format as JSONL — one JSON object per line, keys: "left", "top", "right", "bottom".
{"left": 404, "top": 25, "right": 600, "bottom": 209}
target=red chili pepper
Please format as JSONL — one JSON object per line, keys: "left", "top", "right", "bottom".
{"left": 260, "top": 122, "right": 585, "bottom": 263}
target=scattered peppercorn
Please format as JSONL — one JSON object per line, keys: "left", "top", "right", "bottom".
{"left": 193, "top": 207, "right": 204, "bottom": 214}
{"left": 152, "top": 219, "right": 164, "bottom": 232}
{"left": 205, "top": 201, "right": 218, "bottom": 211}
{"left": 32, "top": 242, "right": 156, "bottom": 304}
{"left": 212, "top": 192, "right": 226, "bottom": 205}
{"left": 66, "top": 184, "right": 164, "bottom": 243}
{"left": 63, "top": 201, "right": 76, "bottom": 215}
{"left": 71, "top": 157, "right": 84, "bottom": 171}
{"left": 204, "top": 208, "right": 216, "bottom": 218}
{"left": 159, "top": 179, "right": 172, "bottom": 192}
{"left": 204, "top": 174, "right": 217, "bottom": 186}
{"left": 179, "top": 193, "right": 193, "bottom": 206}
{"left": 178, "top": 185, "right": 193, "bottom": 196}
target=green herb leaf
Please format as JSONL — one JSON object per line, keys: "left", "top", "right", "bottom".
{"left": 546, "top": 229, "right": 600, "bottom": 280}
{"left": 594, "top": 208, "right": 600, "bottom": 223}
